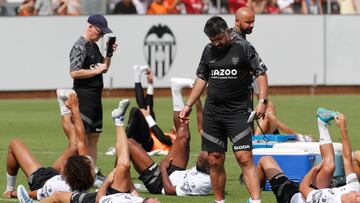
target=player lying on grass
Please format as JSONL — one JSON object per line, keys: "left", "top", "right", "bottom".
{"left": 3, "top": 93, "right": 95, "bottom": 200}
{"left": 127, "top": 78, "right": 212, "bottom": 196}
{"left": 106, "top": 67, "right": 192, "bottom": 157}
{"left": 242, "top": 108, "right": 338, "bottom": 203}
{"left": 125, "top": 66, "right": 194, "bottom": 155}
{"left": 17, "top": 99, "right": 161, "bottom": 203}
{"left": 299, "top": 111, "right": 360, "bottom": 203}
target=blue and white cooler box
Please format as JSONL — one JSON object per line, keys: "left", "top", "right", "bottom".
{"left": 273, "top": 142, "right": 345, "bottom": 178}
{"left": 252, "top": 134, "right": 297, "bottom": 148}
{"left": 252, "top": 148, "right": 315, "bottom": 191}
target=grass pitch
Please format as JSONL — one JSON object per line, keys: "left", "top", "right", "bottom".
{"left": 1, "top": 95, "right": 360, "bottom": 203}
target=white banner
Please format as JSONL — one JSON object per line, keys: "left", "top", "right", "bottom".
{"left": 0, "top": 15, "right": 359, "bottom": 90}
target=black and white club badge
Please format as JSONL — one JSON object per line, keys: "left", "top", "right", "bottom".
{"left": 143, "top": 24, "right": 177, "bottom": 79}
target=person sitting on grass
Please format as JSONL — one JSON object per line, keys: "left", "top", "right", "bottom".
{"left": 17, "top": 99, "right": 161, "bottom": 203}
{"left": 3, "top": 92, "right": 95, "bottom": 200}
{"left": 128, "top": 78, "right": 212, "bottom": 196}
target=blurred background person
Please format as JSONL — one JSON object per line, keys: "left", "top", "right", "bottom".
{"left": 337, "top": 0, "right": 357, "bottom": 14}
{"left": 301, "top": 0, "right": 323, "bottom": 14}
{"left": 113, "top": 0, "right": 138, "bottom": 14}
{"left": 147, "top": 0, "right": 169, "bottom": 14}
{"left": 18, "top": 0, "right": 34, "bottom": 16}
{"left": 33, "top": 0, "right": 56, "bottom": 15}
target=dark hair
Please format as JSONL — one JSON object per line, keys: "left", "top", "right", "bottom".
{"left": 204, "top": 16, "right": 228, "bottom": 38}
{"left": 63, "top": 155, "right": 95, "bottom": 192}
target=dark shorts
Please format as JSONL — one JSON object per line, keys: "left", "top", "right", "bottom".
{"left": 28, "top": 167, "right": 59, "bottom": 191}
{"left": 74, "top": 88, "right": 103, "bottom": 133}
{"left": 270, "top": 173, "right": 299, "bottom": 203}
{"left": 202, "top": 112, "right": 252, "bottom": 152}
{"left": 70, "top": 192, "right": 96, "bottom": 203}
{"left": 106, "top": 186, "right": 129, "bottom": 195}
{"left": 138, "top": 162, "right": 185, "bottom": 194}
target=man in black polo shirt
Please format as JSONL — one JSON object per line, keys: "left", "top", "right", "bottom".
{"left": 180, "top": 16, "right": 268, "bottom": 203}
{"left": 68, "top": 14, "right": 117, "bottom": 183}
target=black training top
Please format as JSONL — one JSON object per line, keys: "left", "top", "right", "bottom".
{"left": 69, "top": 36, "right": 104, "bottom": 89}
{"left": 196, "top": 31, "right": 267, "bottom": 114}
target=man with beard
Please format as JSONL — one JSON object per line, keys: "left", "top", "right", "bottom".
{"left": 180, "top": 16, "right": 268, "bottom": 203}
{"left": 234, "top": 7, "right": 255, "bottom": 39}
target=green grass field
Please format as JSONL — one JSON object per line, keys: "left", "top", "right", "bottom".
{"left": 1, "top": 95, "right": 360, "bottom": 203}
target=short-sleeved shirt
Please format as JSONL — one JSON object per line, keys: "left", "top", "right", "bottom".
{"left": 69, "top": 36, "right": 104, "bottom": 89}
{"left": 196, "top": 31, "right": 267, "bottom": 114}
{"left": 37, "top": 175, "right": 72, "bottom": 200}
{"left": 99, "top": 193, "right": 145, "bottom": 203}
{"left": 305, "top": 173, "right": 360, "bottom": 203}
{"left": 161, "top": 166, "right": 212, "bottom": 196}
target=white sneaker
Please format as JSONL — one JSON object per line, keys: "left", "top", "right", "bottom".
{"left": 111, "top": 99, "right": 130, "bottom": 119}
{"left": 17, "top": 185, "right": 33, "bottom": 203}
{"left": 56, "top": 89, "right": 75, "bottom": 116}
{"left": 170, "top": 78, "right": 194, "bottom": 90}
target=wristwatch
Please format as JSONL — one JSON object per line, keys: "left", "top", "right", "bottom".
{"left": 258, "top": 99, "right": 268, "bottom": 105}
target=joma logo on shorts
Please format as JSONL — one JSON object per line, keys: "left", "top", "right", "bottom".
{"left": 233, "top": 145, "right": 250, "bottom": 150}
{"left": 211, "top": 69, "right": 237, "bottom": 76}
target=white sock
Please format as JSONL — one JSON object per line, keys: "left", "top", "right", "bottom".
{"left": 170, "top": 78, "right": 193, "bottom": 111}
{"left": 6, "top": 173, "right": 16, "bottom": 191}
{"left": 171, "top": 86, "right": 184, "bottom": 111}
{"left": 133, "top": 65, "right": 142, "bottom": 83}
{"left": 114, "top": 116, "right": 125, "bottom": 127}
{"left": 133, "top": 65, "right": 148, "bottom": 83}
{"left": 147, "top": 84, "right": 154, "bottom": 95}
{"left": 215, "top": 200, "right": 225, "bottom": 203}
{"left": 145, "top": 115, "right": 156, "bottom": 128}
{"left": 318, "top": 118, "right": 332, "bottom": 145}
{"left": 250, "top": 199, "right": 261, "bottom": 203}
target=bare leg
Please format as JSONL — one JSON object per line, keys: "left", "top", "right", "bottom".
{"left": 255, "top": 116, "right": 271, "bottom": 135}
{"left": 61, "top": 114, "right": 77, "bottom": 147}
{"left": 111, "top": 125, "right": 132, "bottom": 192}
{"left": 165, "top": 119, "right": 190, "bottom": 169}
{"left": 267, "top": 113, "right": 296, "bottom": 134}
{"left": 235, "top": 150, "right": 260, "bottom": 200}
{"left": 313, "top": 119, "right": 335, "bottom": 188}
{"left": 6, "top": 139, "right": 42, "bottom": 177}
{"left": 257, "top": 156, "right": 284, "bottom": 185}
{"left": 87, "top": 133, "right": 100, "bottom": 163}
{"left": 312, "top": 143, "right": 335, "bottom": 188}
{"left": 128, "top": 138, "right": 156, "bottom": 173}
{"left": 208, "top": 152, "right": 226, "bottom": 201}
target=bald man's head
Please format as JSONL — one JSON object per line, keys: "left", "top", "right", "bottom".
{"left": 235, "top": 7, "right": 255, "bottom": 34}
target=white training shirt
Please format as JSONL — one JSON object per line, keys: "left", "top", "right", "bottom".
{"left": 161, "top": 166, "right": 212, "bottom": 196}
{"left": 291, "top": 192, "right": 306, "bottom": 203}
{"left": 99, "top": 193, "right": 145, "bottom": 203}
{"left": 305, "top": 173, "right": 360, "bottom": 203}
{"left": 37, "top": 175, "right": 71, "bottom": 200}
